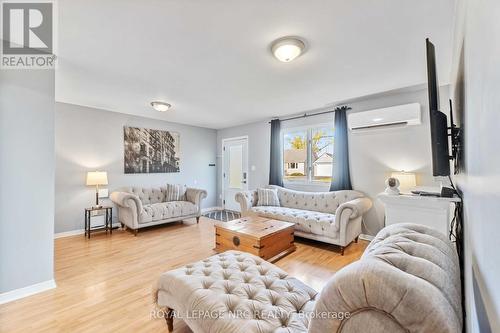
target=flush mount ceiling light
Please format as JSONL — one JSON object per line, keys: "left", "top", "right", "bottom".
{"left": 271, "top": 36, "right": 306, "bottom": 62}
{"left": 150, "top": 101, "right": 171, "bottom": 112}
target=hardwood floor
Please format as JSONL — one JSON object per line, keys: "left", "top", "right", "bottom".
{"left": 0, "top": 217, "right": 367, "bottom": 333}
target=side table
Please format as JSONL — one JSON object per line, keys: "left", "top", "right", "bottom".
{"left": 84, "top": 206, "right": 113, "bottom": 238}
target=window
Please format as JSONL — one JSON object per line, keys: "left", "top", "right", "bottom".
{"left": 228, "top": 145, "right": 243, "bottom": 189}
{"left": 283, "top": 129, "right": 307, "bottom": 182}
{"left": 283, "top": 125, "right": 334, "bottom": 184}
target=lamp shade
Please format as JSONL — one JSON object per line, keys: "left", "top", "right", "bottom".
{"left": 391, "top": 171, "right": 416, "bottom": 192}
{"left": 86, "top": 171, "right": 108, "bottom": 186}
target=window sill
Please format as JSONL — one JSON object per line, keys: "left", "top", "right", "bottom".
{"left": 283, "top": 181, "right": 331, "bottom": 192}
{"left": 283, "top": 180, "right": 331, "bottom": 186}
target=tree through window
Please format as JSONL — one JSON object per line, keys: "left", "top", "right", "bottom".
{"left": 283, "top": 125, "right": 334, "bottom": 184}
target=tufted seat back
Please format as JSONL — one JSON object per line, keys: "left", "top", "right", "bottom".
{"left": 120, "top": 186, "right": 168, "bottom": 205}
{"left": 269, "top": 186, "right": 364, "bottom": 214}
{"left": 309, "top": 223, "right": 462, "bottom": 333}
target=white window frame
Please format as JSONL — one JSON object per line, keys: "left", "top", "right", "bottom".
{"left": 282, "top": 122, "right": 334, "bottom": 185}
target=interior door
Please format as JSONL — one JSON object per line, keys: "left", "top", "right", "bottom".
{"left": 223, "top": 137, "right": 248, "bottom": 212}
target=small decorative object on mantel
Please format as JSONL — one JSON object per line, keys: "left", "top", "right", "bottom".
{"left": 391, "top": 171, "right": 417, "bottom": 193}
{"left": 384, "top": 177, "right": 400, "bottom": 195}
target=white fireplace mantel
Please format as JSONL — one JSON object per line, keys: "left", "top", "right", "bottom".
{"left": 378, "top": 193, "right": 461, "bottom": 237}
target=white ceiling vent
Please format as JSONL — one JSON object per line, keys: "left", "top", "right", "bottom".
{"left": 348, "top": 103, "right": 421, "bottom": 131}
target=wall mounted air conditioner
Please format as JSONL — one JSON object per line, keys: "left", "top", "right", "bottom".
{"left": 348, "top": 103, "right": 421, "bottom": 131}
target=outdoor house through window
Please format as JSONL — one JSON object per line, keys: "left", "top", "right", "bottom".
{"left": 283, "top": 124, "right": 334, "bottom": 184}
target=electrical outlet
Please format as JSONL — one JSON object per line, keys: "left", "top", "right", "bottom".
{"left": 90, "top": 214, "right": 105, "bottom": 228}
{"left": 98, "top": 188, "right": 109, "bottom": 198}
{"left": 90, "top": 210, "right": 104, "bottom": 217}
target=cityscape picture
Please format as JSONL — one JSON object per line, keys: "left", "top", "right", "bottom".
{"left": 124, "top": 126, "right": 180, "bottom": 174}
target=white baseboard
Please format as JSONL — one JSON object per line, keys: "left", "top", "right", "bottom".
{"left": 201, "top": 206, "right": 223, "bottom": 214}
{"left": 359, "top": 234, "right": 375, "bottom": 241}
{"left": 54, "top": 223, "right": 122, "bottom": 239}
{"left": 54, "top": 229, "right": 85, "bottom": 239}
{"left": 0, "top": 279, "right": 56, "bottom": 305}
{"left": 55, "top": 211, "right": 223, "bottom": 239}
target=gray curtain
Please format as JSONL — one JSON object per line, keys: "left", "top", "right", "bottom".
{"left": 330, "top": 106, "right": 352, "bottom": 191}
{"left": 269, "top": 119, "right": 284, "bottom": 187}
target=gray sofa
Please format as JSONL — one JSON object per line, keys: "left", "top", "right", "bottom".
{"left": 235, "top": 186, "right": 372, "bottom": 254}
{"left": 155, "top": 223, "right": 462, "bottom": 333}
{"left": 110, "top": 186, "right": 207, "bottom": 235}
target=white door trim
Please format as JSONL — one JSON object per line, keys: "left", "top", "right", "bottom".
{"left": 221, "top": 136, "right": 249, "bottom": 211}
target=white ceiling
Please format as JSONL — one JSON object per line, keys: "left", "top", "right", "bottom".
{"left": 56, "top": 0, "right": 455, "bottom": 129}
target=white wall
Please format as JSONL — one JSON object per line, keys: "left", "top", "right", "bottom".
{"left": 217, "top": 85, "right": 449, "bottom": 235}
{"left": 451, "top": 0, "right": 500, "bottom": 331}
{"left": 55, "top": 103, "right": 217, "bottom": 233}
{"left": 0, "top": 70, "right": 55, "bottom": 294}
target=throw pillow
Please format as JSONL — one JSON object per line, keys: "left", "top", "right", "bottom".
{"left": 165, "top": 184, "right": 186, "bottom": 201}
{"left": 257, "top": 188, "right": 280, "bottom": 207}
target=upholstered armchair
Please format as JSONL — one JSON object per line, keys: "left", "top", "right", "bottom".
{"left": 309, "top": 223, "right": 462, "bottom": 332}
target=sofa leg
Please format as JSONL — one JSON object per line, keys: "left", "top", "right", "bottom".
{"left": 134, "top": 229, "right": 138, "bottom": 236}
{"left": 196, "top": 216, "right": 200, "bottom": 224}
{"left": 120, "top": 222, "right": 124, "bottom": 229}
{"left": 340, "top": 246, "right": 345, "bottom": 256}
{"left": 354, "top": 236, "right": 359, "bottom": 243}
{"left": 165, "top": 307, "right": 174, "bottom": 332}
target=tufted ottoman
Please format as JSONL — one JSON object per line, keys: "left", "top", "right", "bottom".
{"left": 154, "top": 250, "right": 318, "bottom": 333}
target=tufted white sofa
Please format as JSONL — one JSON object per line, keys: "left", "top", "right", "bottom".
{"left": 235, "top": 186, "right": 372, "bottom": 254}
{"left": 110, "top": 186, "right": 207, "bottom": 235}
{"left": 154, "top": 223, "right": 462, "bottom": 333}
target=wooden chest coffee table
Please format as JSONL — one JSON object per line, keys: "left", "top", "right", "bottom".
{"left": 214, "top": 216, "right": 296, "bottom": 261}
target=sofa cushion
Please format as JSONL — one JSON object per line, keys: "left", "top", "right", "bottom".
{"left": 256, "top": 188, "right": 280, "bottom": 207}
{"left": 139, "top": 201, "right": 197, "bottom": 223}
{"left": 165, "top": 184, "right": 187, "bottom": 201}
{"left": 155, "top": 251, "right": 318, "bottom": 333}
{"left": 250, "top": 206, "right": 338, "bottom": 238}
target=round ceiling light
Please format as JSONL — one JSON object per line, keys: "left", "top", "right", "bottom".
{"left": 150, "top": 101, "right": 171, "bottom": 112}
{"left": 271, "top": 37, "right": 306, "bottom": 62}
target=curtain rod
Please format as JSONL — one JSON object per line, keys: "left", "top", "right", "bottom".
{"left": 268, "top": 106, "right": 351, "bottom": 124}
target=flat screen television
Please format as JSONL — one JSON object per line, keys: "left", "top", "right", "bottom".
{"left": 426, "top": 38, "right": 450, "bottom": 176}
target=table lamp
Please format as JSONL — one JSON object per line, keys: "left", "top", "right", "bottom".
{"left": 86, "top": 171, "right": 108, "bottom": 208}
{"left": 391, "top": 171, "right": 416, "bottom": 193}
